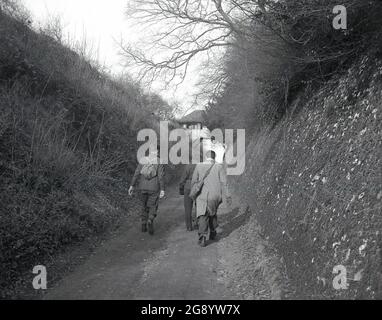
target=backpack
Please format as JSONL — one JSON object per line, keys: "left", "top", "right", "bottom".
{"left": 140, "top": 163, "right": 158, "bottom": 180}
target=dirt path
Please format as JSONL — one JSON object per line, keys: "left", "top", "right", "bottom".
{"left": 44, "top": 188, "right": 242, "bottom": 300}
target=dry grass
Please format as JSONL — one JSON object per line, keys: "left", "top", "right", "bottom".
{"left": 0, "top": 2, "right": 174, "bottom": 298}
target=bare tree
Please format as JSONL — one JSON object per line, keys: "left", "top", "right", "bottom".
{"left": 0, "top": 0, "right": 30, "bottom": 23}
{"left": 121, "top": 0, "right": 382, "bottom": 121}
{"left": 120, "top": 0, "right": 268, "bottom": 86}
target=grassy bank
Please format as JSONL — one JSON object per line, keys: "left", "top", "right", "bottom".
{"left": 0, "top": 3, "right": 173, "bottom": 298}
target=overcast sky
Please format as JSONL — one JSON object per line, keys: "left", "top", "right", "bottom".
{"left": 23, "top": 0, "right": 202, "bottom": 115}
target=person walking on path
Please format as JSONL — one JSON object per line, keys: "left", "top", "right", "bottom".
{"left": 191, "top": 150, "right": 231, "bottom": 247}
{"left": 129, "top": 148, "right": 165, "bottom": 235}
{"left": 179, "top": 163, "right": 196, "bottom": 231}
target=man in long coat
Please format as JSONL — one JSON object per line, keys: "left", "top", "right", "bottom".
{"left": 191, "top": 150, "right": 231, "bottom": 247}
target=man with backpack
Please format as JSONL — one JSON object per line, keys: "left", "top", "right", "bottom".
{"left": 129, "top": 147, "right": 165, "bottom": 235}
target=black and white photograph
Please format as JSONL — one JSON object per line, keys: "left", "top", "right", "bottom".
{"left": 0, "top": 0, "right": 381, "bottom": 307}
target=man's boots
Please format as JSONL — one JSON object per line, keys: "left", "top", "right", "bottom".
{"left": 198, "top": 236, "right": 207, "bottom": 247}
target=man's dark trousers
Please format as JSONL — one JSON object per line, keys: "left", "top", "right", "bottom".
{"left": 198, "top": 208, "right": 218, "bottom": 241}
{"left": 184, "top": 189, "right": 194, "bottom": 230}
{"left": 139, "top": 191, "right": 159, "bottom": 224}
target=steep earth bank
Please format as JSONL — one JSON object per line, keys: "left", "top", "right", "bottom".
{"left": 231, "top": 51, "right": 382, "bottom": 299}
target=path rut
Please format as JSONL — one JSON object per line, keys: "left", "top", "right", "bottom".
{"left": 45, "top": 189, "right": 240, "bottom": 300}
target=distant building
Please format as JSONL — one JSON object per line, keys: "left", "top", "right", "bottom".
{"left": 177, "top": 109, "right": 210, "bottom": 143}
{"left": 177, "top": 109, "right": 226, "bottom": 164}
{"left": 177, "top": 110, "right": 207, "bottom": 130}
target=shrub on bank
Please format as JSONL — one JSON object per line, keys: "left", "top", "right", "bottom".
{"left": 0, "top": 2, "right": 173, "bottom": 297}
